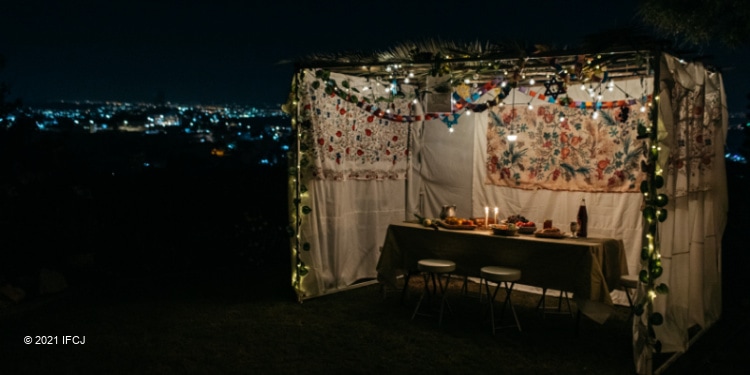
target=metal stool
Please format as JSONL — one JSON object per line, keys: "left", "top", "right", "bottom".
{"left": 480, "top": 266, "right": 522, "bottom": 334}
{"left": 619, "top": 274, "right": 639, "bottom": 310}
{"left": 536, "top": 288, "right": 574, "bottom": 318}
{"left": 411, "top": 259, "right": 456, "bottom": 327}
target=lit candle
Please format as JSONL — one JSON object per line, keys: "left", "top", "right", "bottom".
{"left": 484, "top": 206, "right": 489, "bottom": 227}
{"left": 494, "top": 207, "right": 499, "bottom": 225}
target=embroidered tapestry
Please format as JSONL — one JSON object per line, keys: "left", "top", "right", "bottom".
{"left": 485, "top": 104, "right": 649, "bottom": 192}
{"left": 665, "top": 81, "right": 721, "bottom": 197}
{"left": 298, "top": 70, "right": 414, "bottom": 181}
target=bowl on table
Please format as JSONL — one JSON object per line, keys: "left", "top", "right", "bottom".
{"left": 517, "top": 225, "right": 537, "bottom": 234}
{"left": 491, "top": 224, "right": 518, "bottom": 236}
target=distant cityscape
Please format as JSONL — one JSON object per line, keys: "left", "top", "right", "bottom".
{"left": 1, "top": 100, "right": 294, "bottom": 170}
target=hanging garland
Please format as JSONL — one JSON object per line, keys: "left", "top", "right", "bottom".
{"left": 634, "top": 53, "right": 668, "bottom": 357}
{"left": 314, "top": 67, "right": 652, "bottom": 128}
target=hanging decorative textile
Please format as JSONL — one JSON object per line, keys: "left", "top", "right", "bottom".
{"left": 485, "top": 103, "right": 649, "bottom": 192}
{"left": 298, "top": 70, "right": 414, "bottom": 181}
{"left": 664, "top": 80, "right": 722, "bottom": 196}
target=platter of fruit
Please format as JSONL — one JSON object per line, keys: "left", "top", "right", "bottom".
{"left": 505, "top": 215, "right": 537, "bottom": 234}
{"left": 438, "top": 216, "right": 477, "bottom": 230}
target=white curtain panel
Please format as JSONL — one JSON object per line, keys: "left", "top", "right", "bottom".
{"left": 633, "top": 54, "right": 728, "bottom": 373}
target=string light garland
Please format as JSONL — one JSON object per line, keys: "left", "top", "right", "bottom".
{"left": 634, "top": 52, "right": 668, "bottom": 357}
{"left": 315, "top": 68, "right": 652, "bottom": 129}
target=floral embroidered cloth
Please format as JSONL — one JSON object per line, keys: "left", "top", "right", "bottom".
{"left": 485, "top": 104, "right": 649, "bottom": 192}
{"left": 664, "top": 81, "right": 721, "bottom": 197}
{"left": 298, "top": 70, "right": 414, "bottom": 181}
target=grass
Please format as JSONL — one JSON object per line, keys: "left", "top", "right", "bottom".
{"left": 1, "top": 262, "right": 645, "bottom": 375}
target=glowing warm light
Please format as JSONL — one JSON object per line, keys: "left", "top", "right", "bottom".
{"left": 507, "top": 134, "right": 517, "bottom": 141}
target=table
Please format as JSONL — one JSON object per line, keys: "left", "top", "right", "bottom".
{"left": 377, "top": 222, "right": 629, "bottom": 323}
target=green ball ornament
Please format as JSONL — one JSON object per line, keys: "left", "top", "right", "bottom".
{"left": 656, "top": 194, "right": 669, "bottom": 207}
{"left": 654, "top": 175, "right": 664, "bottom": 188}
{"left": 649, "top": 312, "right": 664, "bottom": 326}
{"left": 650, "top": 265, "right": 663, "bottom": 278}
{"left": 657, "top": 209, "right": 668, "bottom": 222}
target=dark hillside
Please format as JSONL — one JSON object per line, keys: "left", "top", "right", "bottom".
{"left": 1, "top": 128, "right": 290, "bottom": 298}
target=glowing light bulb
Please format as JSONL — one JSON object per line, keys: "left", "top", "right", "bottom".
{"left": 580, "top": 84, "right": 586, "bottom": 90}
{"left": 449, "top": 127, "right": 454, "bottom": 133}
{"left": 529, "top": 78, "right": 535, "bottom": 85}
{"left": 592, "top": 111, "right": 599, "bottom": 119}
{"left": 640, "top": 106, "right": 646, "bottom": 112}
{"left": 507, "top": 134, "right": 517, "bottom": 141}
{"left": 528, "top": 103, "right": 533, "bottom": 110}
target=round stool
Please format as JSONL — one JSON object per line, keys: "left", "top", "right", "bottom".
{"left": 619, "top": 274, "right": 639, "bottom": 310}
{"left": 411, "top": 259, "right": 456, "bottom": 327}
{"left": 480, "top": 266, "right": 522, "bottom": 334}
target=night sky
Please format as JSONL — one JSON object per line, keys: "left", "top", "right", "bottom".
{"left": 2, "top": 1, "right": 748, "bottom": 111}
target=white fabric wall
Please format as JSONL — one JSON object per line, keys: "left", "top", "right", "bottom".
{"left": 298, "top": 179, "right": 405, "bottom": 298}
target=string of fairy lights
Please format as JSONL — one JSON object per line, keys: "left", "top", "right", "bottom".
{"left": 307, "top": 56, "right": 654, "bottom": 138}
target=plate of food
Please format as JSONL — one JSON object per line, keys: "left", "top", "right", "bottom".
{"left": 534, "top": 227, "right": 567, "bottom": 238}
{"left": 491, "top": 223, "right": 518, "bottom": 236}
{"left": 438, "top": 217, "right": 477, "bottom": 230}
{"left": 506, "top": 215, "right": 536, "bottom": 234}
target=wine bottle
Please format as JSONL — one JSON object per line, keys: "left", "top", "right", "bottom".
{"left": 577, "top": 198, "right": 588, "bottom": 238}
